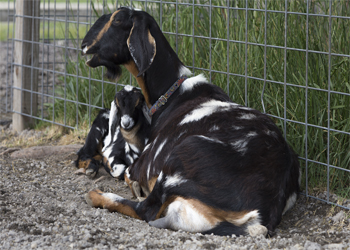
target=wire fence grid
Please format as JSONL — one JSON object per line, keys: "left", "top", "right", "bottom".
{"left": 3, "top": 0, "right": 350, "bottom": 209}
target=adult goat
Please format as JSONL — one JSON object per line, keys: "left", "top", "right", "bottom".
{"left": 81, "top": 7, "right": 300, "bottom": 237}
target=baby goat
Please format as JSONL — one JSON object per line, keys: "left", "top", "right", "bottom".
{"left": 81, "top": 7, "right": 300, "bottom": 237}
{"left": 76, "top": 85, "right": 150, "bottom": 180}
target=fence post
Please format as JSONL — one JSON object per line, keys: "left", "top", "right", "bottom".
{"left": 12, "top": 0, "right": 40, "bottom": 132}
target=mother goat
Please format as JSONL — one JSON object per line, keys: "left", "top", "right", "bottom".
{"left": 81, "top": 7, "right": 300, "bottom": 237}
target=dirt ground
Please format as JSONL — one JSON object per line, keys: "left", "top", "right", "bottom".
{"left": 1, "top": 124, "right": 350, "bottom": 250}
{"left": 1, "top": 41, "right": 350, "bottom": 249}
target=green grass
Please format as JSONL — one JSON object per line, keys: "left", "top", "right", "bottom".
{"left": 4, "top": 0, "right": 350, "bottom": 198}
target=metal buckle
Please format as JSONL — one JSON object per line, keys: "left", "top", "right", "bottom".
{"left": 158, "top": 95, "right": 167, "bottom": 105}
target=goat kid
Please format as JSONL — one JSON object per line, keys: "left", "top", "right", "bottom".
{"left": 81, "top": 7, "right": 300, "bottom": 237}
{"left": 76, "top": 85, "right": 150, "bottom": 183}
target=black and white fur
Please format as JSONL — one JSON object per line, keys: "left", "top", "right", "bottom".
{"left": 76, "top": 85, "right": 150, "bottom": 180}
{"left": 81, "top": 7, "right": 300, "bottom": 237}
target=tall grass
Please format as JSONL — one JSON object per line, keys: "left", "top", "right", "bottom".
{"left": 49, "top": 0, "right": 350, "bottom": 198}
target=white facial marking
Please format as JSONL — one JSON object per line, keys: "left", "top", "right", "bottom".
{"left": 164, "top": 173, "right": 187, "bottom": 189}
{"left": 121, "top": 115, "right": 134, "bottom": 129}
{"left": 154, "top": 138, "right": 168, "bottom": 162}
{"left": 178, "top": 65, "right": 192, "bottom": 78}
{"left": 96, "top": 127, "right": 101, "bottom": 132}
{"left": 124, "top": 85, "right": 134, "bottom": 92}
{"left": 240, "top": 113, "right": 256, "bottom": 120}
{"left": 111, "top": 164, "right": 127, "bottom": 178}
{"left": 283, "top": 192, "right": 297, "bottom": 215}
{"left": 96, "top": 138, "right": 99, "bottom": 144}
{"left": 125, "top": 142, "right": 130, "bottom": 154}
{"left": 83, "top": 46, "right": 88, "bottom": 54}
{"left": 179, "top": 100, "right": 235, "bottom": 125}
{"left": 180, "top": 74, "right": 207, "bottom": 94}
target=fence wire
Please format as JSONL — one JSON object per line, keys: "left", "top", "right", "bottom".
{"left": 3, "top": 0, "right": 350, "bottom": 209}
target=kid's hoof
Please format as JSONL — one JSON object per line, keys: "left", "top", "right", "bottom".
{"left": 247, "top": 224, "right": 268, "bottom": 237}
{"left": 74, "top": 168, "right": 86, "bottom": 175}
{"left": 85, "top": 168, "right": 97, "bottom": 178}
{"left": 85, "top": 189, "right": 104, "bottom": 208}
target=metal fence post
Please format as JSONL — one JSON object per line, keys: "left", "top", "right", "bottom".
{"left": 12, "top": 0, "right": 40, "bottom": 132}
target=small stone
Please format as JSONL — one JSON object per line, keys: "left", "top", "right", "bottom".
{"left": 331, "top": 211, "right": 345, "bottom": 223}
{"left": 31, "top": 241, "right": 38, "bottom": 249}
{"left": 304, "top": 241, "right": 321, "bottom": 250}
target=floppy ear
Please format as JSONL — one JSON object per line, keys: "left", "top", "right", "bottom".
{"left": 127, "top": 18, "right": 156, "bottom": 77}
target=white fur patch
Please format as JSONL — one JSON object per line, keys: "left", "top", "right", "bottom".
{"left": 102, "top": 193, "right": 123, "bottom": 202}
{"left": 102, "top": 102, "right": 117, "bottom": 152}
{"left": 231, "top": 139, "right": 249, "bottom": 155}
{"left": 180, "top": 74, "right": 207, "bottom": 94}
{"left": 150, "top": 197, "right": 213, "bottom": 232}
{"left": 179, "top": 100, "right": 235, "bottom": 125}
{"left": 178, "top": 66, "right": 192, "bottom": 77}
{"left": 240, "top": 113, "right": 256, "bottom": 120}
{"left": 157, "top": 171, "right": 164, "bottom": 183}
{"left": 283, "top": 192, "right": 297, "bottom": 215}
{"left": 233, "top": 210, "right": 259, "bottom": 226}
{"left": 164, "top": 173, "right": 187, "bottom": 188}
{"left": 196, "top": 135, "right": 225, "bottom": 145}
{"left": 125, "top": 167, "right": 131, "bottom": 179}
{"left": 102, "top": 112, "right": 110, "bottom": 119}
{"left": 209, "top": 125, "right": 220, "bottom": 132}
{"left": 96, "top": 127, "right": 101, "bottom": 132}
{"left": 129, "top": 143, "right": 140, "bottom": 154}
{"left": 124, "top": 85, "right": 134, "bottom": 92}
{"left": 83, "top": 46, "right": 88, "bottom": 54}
{"left": 147, "top": 163, "right": 151, "bottom": 181}
{"left": 246, "top": 131, "right": 258, "bottom": 138}
{"left": 143, "top": 143, "right": 151, "bottom": 153}
{"left": 153, "top": 138, "right": 168, "bottom": 162}
{"left": 238, "top": 106, "right": 253, "bottom": 111}
{"left": 111, "top": 164, "right": 126, "bottom": 178}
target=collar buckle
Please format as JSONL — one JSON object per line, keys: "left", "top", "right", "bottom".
{"left": 158, "top": 95, "right": 167, "bottom": 106}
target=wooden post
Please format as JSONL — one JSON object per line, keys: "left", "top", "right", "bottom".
{"left": 12, "top": 0, "right": 40, "bottom": 132}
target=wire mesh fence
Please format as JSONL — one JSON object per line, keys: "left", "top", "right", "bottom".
{"left": 3, "top": 0, "right": 350, "bottom": 208}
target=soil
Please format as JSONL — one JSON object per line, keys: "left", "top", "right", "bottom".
{"left": 1, "top": 42, "right": 350, "bottom": 249}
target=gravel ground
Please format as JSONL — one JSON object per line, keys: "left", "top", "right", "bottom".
{"left": 1, "top": 124, "right": 350, "bottom": 250}
{"left": 1, "top": 41, "right": 350, "bottom": 250}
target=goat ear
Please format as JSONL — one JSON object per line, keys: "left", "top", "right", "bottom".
{"left": 127, "top": 20, "right": 156, "bottom": 77}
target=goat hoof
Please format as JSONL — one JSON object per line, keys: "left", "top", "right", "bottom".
{"left": 85, "top": 168, "right": 97, "bottom": 178}
{"left": 85, "top": 189, "right": 104, "bottom": 208}
{"left": 74, "top": 168, "right": 86, "bottom": 175}
{"left": 247, "top": 224, "right": 268, "bottom": 237}
{"left": 137, "top": 197, "right": 146, "bottom": 202}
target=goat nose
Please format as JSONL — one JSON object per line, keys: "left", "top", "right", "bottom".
{"left": 121, "top": 115, "right": 134, "bottom": 130}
